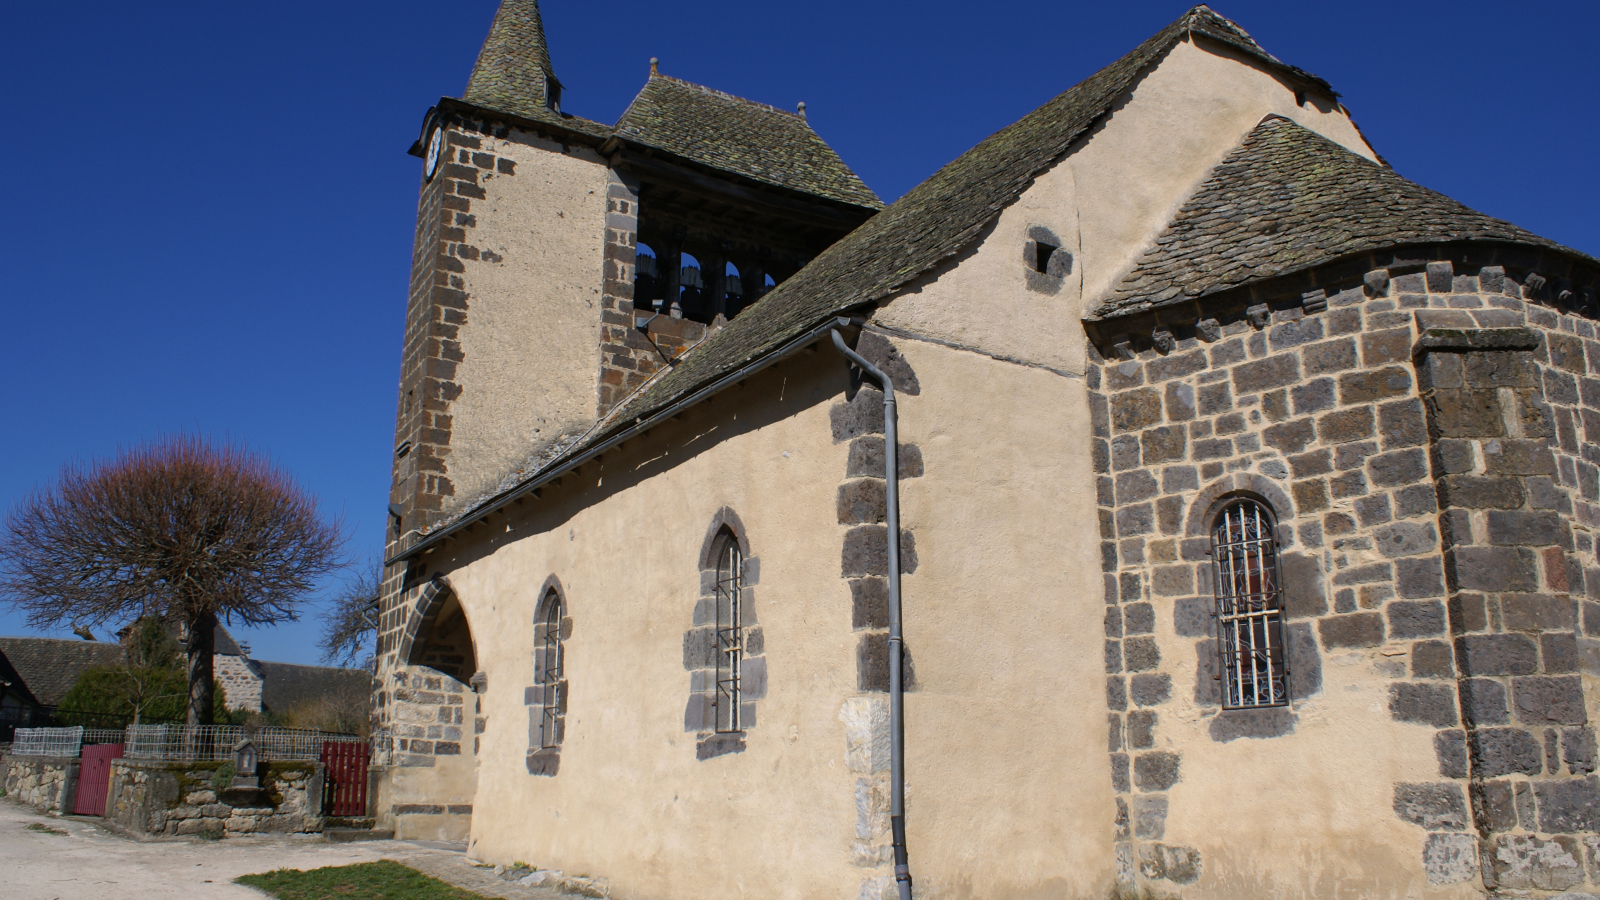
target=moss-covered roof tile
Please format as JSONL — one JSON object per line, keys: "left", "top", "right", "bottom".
{"left": 614, "top": 75, "right": 881, "bottom": 209}
{"left": 1091, "top": 116, "right": 1596, "bottom": 319}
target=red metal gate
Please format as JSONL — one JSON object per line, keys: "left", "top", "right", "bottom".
{"left": 320, "top": 741, "right": 369, "bottom": 817}
{"left": 72, "top": 743, "right": 124, "bottom": 816}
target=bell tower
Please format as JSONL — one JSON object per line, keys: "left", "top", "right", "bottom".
{"left": 385, "top": 0, "right": 612, "bottom": 553}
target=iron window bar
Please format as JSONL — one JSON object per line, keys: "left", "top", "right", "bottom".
{"left": 539, "top": 591, "right": 564, "bottom": 749}
{"left": 715, "top": 539, "right": 743, "bottom": 733}
{"left": 1211, "top": 499, "right": 1289, "bottom": 708}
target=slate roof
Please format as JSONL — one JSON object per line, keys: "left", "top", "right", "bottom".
{"left": 256, "top": 661, "right": 369, "bottom": 715}
{"left": 0, "top": 647, "right": 42, "bottom": 708}
{"left": 1091, "top": 116, "right": 1594, "bottom": 320}
{"left": 614, "top": 75, "right": 882, "bottom": 209}
{"left": 456, "top": 0, "right": 611, "bottom": 140}
{"left": 463, "top": 0, "right": 560, "bottom": 122}
{"left": 0, "top": 638, "right": 125, "bottom": 707}
{"left": 606, "top": 6, "right": 1285, "bottom": 423}
{"left": 212, "top": 625, "right": 245, "bottom": 657}
{"left": 403, "top": 7, "right": 1336, "bottom": 547}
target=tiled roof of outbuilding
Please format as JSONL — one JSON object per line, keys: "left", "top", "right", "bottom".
{"left": 0, "top": 647, "right": 42, "bottom": 708}
{"left": 257, "top": 661, "right": 369, "bottom": 716}
{"left": 0, "top": 638, "right": 125, "bottom": 707}
{"left": 1090, "top": 116, "right": 1593, "bottom": 320}
{"left": 614, "top": 75, "right": 882, "bottom": 209}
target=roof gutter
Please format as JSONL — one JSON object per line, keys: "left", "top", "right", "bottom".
{"left": 386, "top": 315, "right": 861, "bottom": 566}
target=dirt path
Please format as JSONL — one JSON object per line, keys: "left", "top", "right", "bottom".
{"left": 0, "top": 800, "right": 566, "bottom": 900}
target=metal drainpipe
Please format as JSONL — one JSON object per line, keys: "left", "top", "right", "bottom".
{"left": 830, "top": 327, "right": 913, "bottom": 900}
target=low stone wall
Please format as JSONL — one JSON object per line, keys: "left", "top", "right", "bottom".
{"left": 1, "top": 754, "right": 78, "bottom": 814}
{"left": 106, "top": 759, "right": 325, "bottom": 836}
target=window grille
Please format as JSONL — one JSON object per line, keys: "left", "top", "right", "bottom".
{"left": 714, "top": 537, "right": 743, "bottom": 733}
{"left": 537, "top": 590, "right": 564, "bottom": 749}
{"left": 1211, "top": 499, "right": 1288, "bottom": 708}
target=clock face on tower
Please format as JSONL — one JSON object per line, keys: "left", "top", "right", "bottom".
{"left": 424, "top": 127, "right": 443, "bottom": 181}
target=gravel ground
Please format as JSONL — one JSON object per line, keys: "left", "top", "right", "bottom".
{"left": 0, "top": 798, "right": 570, "bottom": 900}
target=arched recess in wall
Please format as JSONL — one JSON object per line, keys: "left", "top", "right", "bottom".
{"left": 400, "top": 575, "right": 480, "bottom": 684}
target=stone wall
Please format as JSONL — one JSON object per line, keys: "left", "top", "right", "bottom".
{"left": 1, "top": 755, "right": 77, "bottom": 814}
{"left": 387, "top": 668, "right": 472, "bottom": 765}
{"left": 104, "top": 760, "right": 323, "bottom": 836}
{"left": 1087, "top": 248, "right": 1600, "bottom": 893}
{"left": 214, "top": 654, "right": 263, "bottom": 713}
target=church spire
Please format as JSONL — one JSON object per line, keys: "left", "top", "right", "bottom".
{"left": 463, "top": 0, "right": 563, "bottom": 119}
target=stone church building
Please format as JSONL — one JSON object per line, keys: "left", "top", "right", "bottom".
{"left": 374, "top": 3, "right": 1600, "bottom": 897}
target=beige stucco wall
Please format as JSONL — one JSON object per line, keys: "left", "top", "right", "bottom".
{"left": 403, "top": 333, "right": 1116, "bottom": 900}
{"left": 887, "top": 334, "right": 1113, "bottom": 899}
{"left": 375, "top": 751, "right": 477, "bottom": 841}
{"left": 430, "top": 352, "right": 863, "bottom": 899}
{"left": 876, "top": 36, "right": 1376, "bottom": 375}
{"left": 444, "top": 129, "right": 610, "bottom": 508}
{"left": 1159, "top": 643, "right": 1476, "bottom": 899}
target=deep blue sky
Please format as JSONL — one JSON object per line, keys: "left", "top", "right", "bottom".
{"left": 2, "top": 1, "right": 1595, "bottom": 665}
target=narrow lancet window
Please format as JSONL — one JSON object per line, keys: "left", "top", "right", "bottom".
{"left": 1211, "top": 499, "right": 1288, "bottom": 708}
{"left": 537, "top": 589, "right": 565, "bottom": 748}
{"left": 714, "top": 535, "right": 743, "bottom": 732}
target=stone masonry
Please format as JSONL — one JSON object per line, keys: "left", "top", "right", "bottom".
{"left": 1415, "top": 316, "right": 1600, "bottom": 889}
{"left": 105, "top": 759, "right": 324, "bottom": 836}
{"left": 1, "top": 755, "right": 77, "bottom": 814}
{"left": 1087, "top": 248, "right": 1600, "bottom": 893}
{"left": 593, "top": 169, "right": 711, "bottom": 417}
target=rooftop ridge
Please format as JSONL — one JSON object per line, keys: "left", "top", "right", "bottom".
{"left": 644, "top": 74, "right": 807, "bottom": 121}
{"left": 0, "top": 635, "right": 119, "bottom": 645}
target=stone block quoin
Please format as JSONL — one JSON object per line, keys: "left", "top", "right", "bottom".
{"left": 1415, "top": 308, "right": 1600, "bottom": 883}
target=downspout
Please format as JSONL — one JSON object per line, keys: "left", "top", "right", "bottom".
{"left": 830, "top": 327, "right": 913, "bottom": 900}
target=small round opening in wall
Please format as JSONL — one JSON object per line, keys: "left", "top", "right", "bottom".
{"left": 424, "top": 127, "right": 444, "bottom": 181}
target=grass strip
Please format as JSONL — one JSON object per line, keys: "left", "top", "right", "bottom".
{"left": 236, "top": 860, "right": 486, "bottom": 899}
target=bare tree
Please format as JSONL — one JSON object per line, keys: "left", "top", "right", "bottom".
{"left": 0, "top": 436, "right": 344, "bottom": 724}
{"left": 319, "top": 559, "right": 382, "bottom": 669}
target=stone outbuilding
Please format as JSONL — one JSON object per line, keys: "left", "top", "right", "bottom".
{"left": 374, "top": 3, "right": 1600, "bottom": 898}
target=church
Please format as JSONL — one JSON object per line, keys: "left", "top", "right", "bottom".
{"left": 373, "top": 3, "right": 1600, "bottom": 897}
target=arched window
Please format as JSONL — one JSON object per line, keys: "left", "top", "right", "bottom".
{"left": 679, "top": 251, "right": 705, "bottom": 320}
{"left": 1211, "top": 499, "right": 1287, "bottom": 708}
{"left": 535, "top": 588, "right": 565, "bottom": 749}
{"left": 634, "top": 242, "right": 659, "bottom": 313}
{"left": 723, "top": 261, "right": 745, "bottom": 319}
{"left": 714, "top": 532, "right": 744, "bottom": 733}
